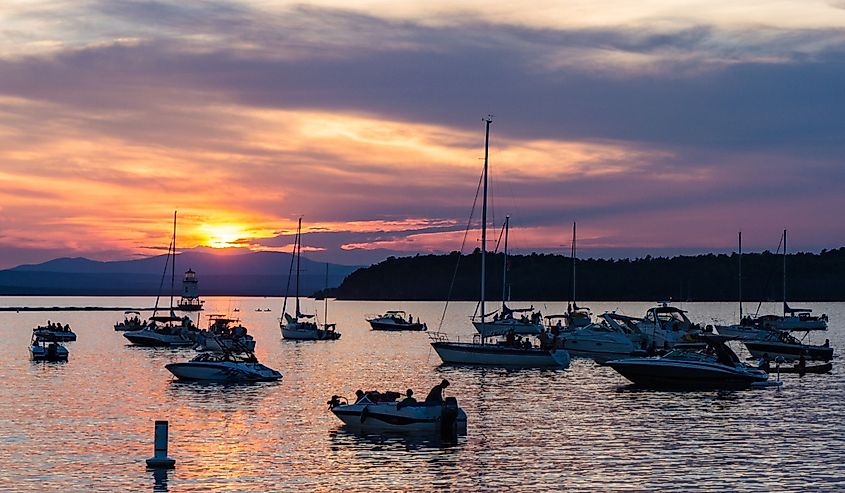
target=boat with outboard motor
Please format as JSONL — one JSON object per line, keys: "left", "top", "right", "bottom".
{"left": 114, "top": 311, "right": 146, "bottom": 331}
{"left": 606, "top": 334, "right": 772, "bottom": 389}
{"left": 280, "top": 220, "right": 342, "bottom": 341}
{"left": 193, "top": 314, "right": 256, "bottom": 352}
{"left": 328, "top": 390, "right": 467, "bottom": 433}
{"left": 165, "top": 350, "right": 282, "bottom": 382}
{"left": 561, "top": 312, "right": 647, "bottom": 363}
{"left": 428, "top": 118, "right": 570, "bottom": 368}
{"left": 744, "top": 331, "right": 833, "bottom": 362}
{"left": 33, "top": 322, "right": 76, "bottom": 342}
{"left": 30, "top": 334, "right": 69, "bottom": 361}
{"left": 367, "top": 311, "right": 427, "bottom": 331}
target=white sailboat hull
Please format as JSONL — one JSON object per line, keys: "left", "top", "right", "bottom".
{"left": 472, "top": 319, "right": 543, "bottom": 337}
{"left": 282, "top": 323, "right": 341, "bottom": 341}
{"left": 431, "top": 341, "right": 570, "bottom": 368}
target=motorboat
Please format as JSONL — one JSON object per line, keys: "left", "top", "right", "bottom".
{"left": 193, "top": 315, "right": 256, "bottom": 352}
{"left": 33, "top": 322, "right": 76, "bottom": 342}
{"left": 166, "top": 351, "right": 282, "bottom": 382}
{"left": 606, "top": 335, "right": 771, "bottom": 390}
{"left": 30, "top": 334, "right": 69, "bottom": 361}
{"left": 744, "top": 331, "right": 833, "bottom": 362}
{"left": 561, "top": 312, "right": 647, "bottom": 363}
{"left": 776, "top": 362, "right": 833, "bottom": 374}
{"left": 123, "top": 315, "right": 197, "bottom": 347}
{"left": 114, "top": 311, "right": 146, "bottom": 331}
{"left": 328, "top": 392, "right": 467, "bottom": 433}
{"left": 428, "top": 119, "right": 570, "bottom": 368}
{"left": 632, "top": 303, "right": 702, "bottom": 351}
{"left": 367, "top": 310, "right": 427, "bottom": 331}
{"left": 280, "top": 220, "right": 341, "bottom": 341}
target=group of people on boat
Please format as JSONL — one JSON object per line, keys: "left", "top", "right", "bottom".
{"left": 353, "top": 379, "right": 451, "bottom": 405}
{"left": 42, "top": 321, "right": 72, "bottom": 333}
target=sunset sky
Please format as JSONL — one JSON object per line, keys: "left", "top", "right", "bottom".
{"left": 1, "top": 0, "right": 844, "bottom": 268}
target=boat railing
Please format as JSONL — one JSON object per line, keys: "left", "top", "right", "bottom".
{"left": 427, "top": 331, "right": 452, "bottom": 343}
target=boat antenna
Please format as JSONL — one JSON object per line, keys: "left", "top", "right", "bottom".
{"left": 480, "top": 116, "right": 492, "bottom": 343}
{"left": 170, "top": 210, "right": 177, "bottom": 314}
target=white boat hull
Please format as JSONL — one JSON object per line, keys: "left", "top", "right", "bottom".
{"left": 331, "top": 402, "right": 467, "bottom": 432}
{"left": 562, "top": 335, "right": 642, "bottom": 363}
{"left": 282, "top": 323, "right": 340, "bottom": 341}
{"left": 123, "top": 329, "right": 193, "bottom": 347}
{"left": 472, "top": 319, "right": 543, "bottom": 337}
{"left": 715, "top": 324, "right": 773, "bottom": 341}
{"left": 166, "top": 361, "right": 282, "bottom": 382}
{"left": 431, "top": 341, "right": 570, "bottom": 368}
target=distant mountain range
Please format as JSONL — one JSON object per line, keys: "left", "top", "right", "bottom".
{"left": 0, "top": 250, "right": 360, "bottom": 296}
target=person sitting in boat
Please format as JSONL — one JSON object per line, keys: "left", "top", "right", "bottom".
{"left": 506, "top": 329, "right": 516, "bottom": 346}
{"left": 425, "top": 379, "right": 450, "bottom": 403}
{"left": 797, "top": 353, "right": 806, "bottom": 372}
{"left": 63, "top": 323, "right": 70, "bottom": 332}
{"left": 522, "top": 338, "right": 532, "bottom": 350}
{"left": 354, "top": 389, "right": 366, "bottom": 403}
{"left": 408, "top": 314, "right": 414, "bottom": 324}
{"left": 823, "top": 339, "right": 830, "bottom": 347}
{"left": 397, "top": 389, "right": 417, "bottom": 409}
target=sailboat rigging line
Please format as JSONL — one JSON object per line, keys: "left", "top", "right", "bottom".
{"left": 436, "top": 159, "right": 485, "bottom": 333}
{"left": 752, "top": 232, "right": 784, "bottom": 318}
{"left": 152, "top": 238, "right": 173, "bottom": 318}
{"left": 170, "top": 211, "right": 177, "bottom": 313}
{"left": 280, "top": 220, "right": 300, "bottom": 321}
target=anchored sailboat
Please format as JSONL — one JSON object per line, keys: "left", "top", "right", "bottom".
{"left": 429, "top": 117, "right": 570, "bottom": 368}
{"left": 280, "top": 218, "right": 341, "bottom": 341}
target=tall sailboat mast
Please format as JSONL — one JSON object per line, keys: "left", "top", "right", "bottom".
{"left": 738, "top": 231, "right": 742, "bottom": 321}
{"left": 323, "top": 263, "right": 329, "bottom": 328}
{"left": 295, "top": 217, "right": 302, "bottom": 318}
{"left": 501, "top": 215, "right": 509, "bottom": 307}
{"left": 570, "top": 221, "right": 577, "bottom": 311}
{"left": 480, "top": 117, "right": 492, "bottom": 340}
{"left": 170, "top": 210, "right": 177, "bottom": 312}
{"left": 782, "top": 229, "right": 787, "bottom": 316}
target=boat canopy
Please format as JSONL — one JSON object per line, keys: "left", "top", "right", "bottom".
{"left": 150, "top": 315, "right": 183, "bottom": 323}
{"left": 124, "top": 310, "right": 141, "bottom": 315}
{"left": 384, "top": 310, "right": 407, "bottom": 316}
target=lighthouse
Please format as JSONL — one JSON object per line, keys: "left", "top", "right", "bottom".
{"left": 177, "top": 269, "right": 204, "bottom": 312}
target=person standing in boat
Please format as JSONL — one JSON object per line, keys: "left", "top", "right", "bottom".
{"left": 425, "top": 379, "right": 450, "bottom": 403}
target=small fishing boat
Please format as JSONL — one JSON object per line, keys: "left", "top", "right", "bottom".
{"left": 744, "top": 331, "right": 833, "bottom": 362}
{"left": 166, "top": 351, "right": 282, "bottom": 382}
{"left": 328, "top": 392, "right": 467, "bottom": 433}
{"left": 280, "top": 220, "right": 341, "bottom": 341}
{"left": 33, "top": 322, "right": 76, "bottom": 342}
{"left": 606, "top": 335, "right": 771, "bottom": 390}
{"left": 30, "top": 334, "right": 69, "bottom": 361}
{"left": 114, "top": 311, "right": 145, "bottom": 331}
{"left": 367, "top": 311, "right": 427, "bottom": 331}
{"left": 193, "top": 314, "right": 256, "bottom": 352}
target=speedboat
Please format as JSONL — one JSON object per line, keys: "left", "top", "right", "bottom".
{"left": 606, "top": 335, "right": 771, "bottom": 390}
{"left": 561, "top": 312, "right": 647, "bottom": 363}
{"left": 166, "top": 351, "right": 282, "bottom": 382}
{"left": 328, "top": 393, "right": 467, "bottom": 433}
{"left": 194, "top": 315, "right": 256, "bottom": 352}
{"left": 114, "top": 311, "right": 146, "bottom": 331}
{"left": 631, "top": 303, "right": 702, "bottom": 351}
{"left": 123, "top": 315, "right": 198, "bottom": 347}
{"left": 30, "top": 335, "right": 69, "bottom": 361}
{"left": 33, "top": 323, "right": 76, "bottom": 342}
{"left": 744, "top": 331, "right": 833, "bottom": 362}
{"left": 367, "top": 311, "right": 427, "bottom": 331}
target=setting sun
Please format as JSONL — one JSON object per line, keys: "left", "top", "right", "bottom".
{"left": 196, "top": 224, "right": 251, "bottom": 249}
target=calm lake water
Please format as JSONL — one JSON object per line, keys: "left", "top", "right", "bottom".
{"left": 0, "top": 297, "right": 843, "bottom": 492}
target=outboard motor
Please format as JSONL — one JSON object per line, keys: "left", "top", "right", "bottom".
{"left": 440, "top": 397, "right": 459, "bottom": 442}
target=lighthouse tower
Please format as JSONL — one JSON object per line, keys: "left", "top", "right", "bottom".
{"left": 177, "top": 269, "right": 204, "bottom": 312}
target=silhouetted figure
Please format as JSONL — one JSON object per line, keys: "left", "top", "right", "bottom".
{"left": 399, "top": 389, "right": 417, "bottom": 407}
{"left": 759, "top": 353, "right": 771, "bottom": 372}
{"left": 425, "top": 379, "right": 449, "bottom": 403}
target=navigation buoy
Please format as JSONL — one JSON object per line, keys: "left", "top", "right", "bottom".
{"left": 145, "top": 420, "right": 176, "bottom": 468}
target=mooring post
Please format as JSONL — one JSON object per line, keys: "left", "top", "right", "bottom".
{"left": 146, "top": 420, "right": 176, "bottom": 469}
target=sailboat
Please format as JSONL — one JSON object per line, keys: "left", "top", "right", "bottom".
{"left": 471, "top": 216, "right": 544, "bottom": 337}
{"left": 545, "top": 222, "right": 592, "bottom": 331}
{"left": 280, "top": 218, "right": 341, "bottom": 341}
{"left": 429, "top": 118, "right": 570, "bottom": 368}
{"left": 124, "top": 211, "right": 198, "bottom": 347}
